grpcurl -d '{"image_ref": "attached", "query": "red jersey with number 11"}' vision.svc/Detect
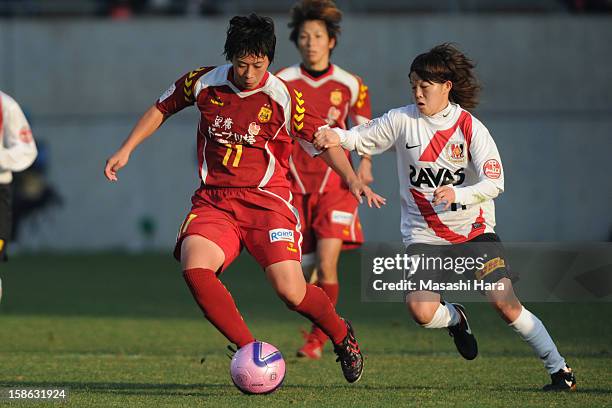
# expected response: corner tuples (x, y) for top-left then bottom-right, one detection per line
(156, 64), (327, 189)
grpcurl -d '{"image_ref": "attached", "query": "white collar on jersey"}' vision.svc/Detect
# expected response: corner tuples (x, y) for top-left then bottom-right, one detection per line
(430, 102), (454, 119)
(419, 102), (458, 127)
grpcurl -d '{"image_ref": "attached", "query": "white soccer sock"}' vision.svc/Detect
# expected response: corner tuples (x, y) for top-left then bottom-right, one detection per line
(509, 307), (566, 374)
(422, 302), (461, 329)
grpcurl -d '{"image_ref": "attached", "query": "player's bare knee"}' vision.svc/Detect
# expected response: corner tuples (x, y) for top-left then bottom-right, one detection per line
(487, 280), (521, 316)
(406, 300), (436, 325)
(316, 260), (338, 283)
(490, 298), (521, 320)
(180, 235), (225, 270)
(276, 286), (304, 308)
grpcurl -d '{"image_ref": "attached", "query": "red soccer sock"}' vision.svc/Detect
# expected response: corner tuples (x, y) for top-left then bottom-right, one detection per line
(309, 282), (340, 343)
(183, 268), (254, 348)
(293, 284), (347, 345)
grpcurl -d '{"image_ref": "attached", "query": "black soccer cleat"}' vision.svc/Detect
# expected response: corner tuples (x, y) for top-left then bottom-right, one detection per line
(226, 345), (238, 360)
(447, 303), (478, 360)
(543, 365), (577, 391)
(333, 320), (364, 383)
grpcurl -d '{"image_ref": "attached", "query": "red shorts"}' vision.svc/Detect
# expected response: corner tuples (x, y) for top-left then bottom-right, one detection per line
(174, 186), (302, 271)
(293, 189), (364, 255)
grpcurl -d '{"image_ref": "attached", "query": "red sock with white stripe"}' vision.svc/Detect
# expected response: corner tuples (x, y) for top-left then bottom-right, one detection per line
(292, 284), (347, 345)
(183, 268), (254, 348)
(309, 282), (340, 343)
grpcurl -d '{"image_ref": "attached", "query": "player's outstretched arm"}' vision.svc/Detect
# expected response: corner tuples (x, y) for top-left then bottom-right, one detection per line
(356, 155), (373, 185)
(315, 111), (399, 155)
(319, 146), (386, 208)
(104, 105), (165, 181)
(313, 127), (343, 150)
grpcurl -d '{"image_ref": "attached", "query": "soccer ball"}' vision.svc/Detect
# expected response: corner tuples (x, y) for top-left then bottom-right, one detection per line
(230, 341), (286, 394)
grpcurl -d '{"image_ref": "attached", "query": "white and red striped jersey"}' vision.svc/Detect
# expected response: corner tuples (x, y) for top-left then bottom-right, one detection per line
(156, 65), (326, 189)
(0, 91), (37, 184)
(276, 64), (371, 194)
(335, 103), (504, 246)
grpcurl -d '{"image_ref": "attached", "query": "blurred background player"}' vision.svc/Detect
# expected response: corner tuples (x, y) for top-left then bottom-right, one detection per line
(104, 14), (385, 383)
(0, 90), (38, 302)
(314, 43), (576, 391)
(276, 0), (373, 360)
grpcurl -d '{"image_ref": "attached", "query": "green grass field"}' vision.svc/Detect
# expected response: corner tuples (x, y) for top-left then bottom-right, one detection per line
(0, 252), (610, 407)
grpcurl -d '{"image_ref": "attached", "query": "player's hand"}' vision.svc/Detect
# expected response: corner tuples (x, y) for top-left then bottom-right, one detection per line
(348, 177), (386, 208)
(313, 128), (341, 150)
(104, 149), (131, 182)
(357, 156), (374, 185)
(432, 185), (456, 210)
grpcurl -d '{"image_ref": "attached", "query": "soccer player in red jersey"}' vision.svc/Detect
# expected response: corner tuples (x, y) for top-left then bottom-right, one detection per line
(276, 0), (373, 360)
(104, 14), (385, 383)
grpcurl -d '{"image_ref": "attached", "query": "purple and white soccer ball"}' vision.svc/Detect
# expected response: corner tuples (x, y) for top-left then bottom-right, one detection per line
(230, 341), (286, 394)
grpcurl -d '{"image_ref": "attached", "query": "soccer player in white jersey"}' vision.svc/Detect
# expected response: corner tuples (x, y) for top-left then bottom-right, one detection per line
(314, 43), (576, 391)
(0, 90), (38, 301)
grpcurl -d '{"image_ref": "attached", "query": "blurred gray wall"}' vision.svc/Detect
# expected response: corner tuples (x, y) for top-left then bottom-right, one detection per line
(1, 15), (611, 251)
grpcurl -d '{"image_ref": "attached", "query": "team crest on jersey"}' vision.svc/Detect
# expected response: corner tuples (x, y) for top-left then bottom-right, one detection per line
(330, 90), (343, 106)
(446, 142), (465, 163)
(258, 104), (272, 123)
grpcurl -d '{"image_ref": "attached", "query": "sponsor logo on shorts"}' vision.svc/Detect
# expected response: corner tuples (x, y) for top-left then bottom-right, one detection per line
(286, 242), (298, 253)
(269, 228), (294, 243)
(331, 210), (354, 226)
(475, 257), (505, 280)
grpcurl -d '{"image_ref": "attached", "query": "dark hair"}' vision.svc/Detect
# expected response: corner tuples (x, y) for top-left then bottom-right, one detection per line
(288, 0), (342, 48)
(410, 43), (481, 110)
(224, 14), (276, 63)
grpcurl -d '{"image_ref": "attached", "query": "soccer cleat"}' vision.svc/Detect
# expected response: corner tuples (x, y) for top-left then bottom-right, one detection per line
(296, 331), (324, 360)
(333, 320), (363, 383)
(543, 365), (577, 391)
(226, 345), (238, 359)
(447, 303), (478, 360)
